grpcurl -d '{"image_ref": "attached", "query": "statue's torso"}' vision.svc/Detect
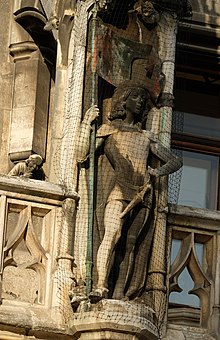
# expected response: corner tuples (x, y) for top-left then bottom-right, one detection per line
(104, 129), (151, 201)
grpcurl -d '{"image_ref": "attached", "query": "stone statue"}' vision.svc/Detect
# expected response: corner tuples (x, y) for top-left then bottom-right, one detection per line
(77, 81), (182, 301)
(133, 0), (160, 26)
(8, 154), (45, 180)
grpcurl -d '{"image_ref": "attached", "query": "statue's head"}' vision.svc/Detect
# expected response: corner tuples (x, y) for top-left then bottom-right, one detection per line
(109, 81), (152, 121)
(134, 1), (160, 25)
(26, 154), (44, 172)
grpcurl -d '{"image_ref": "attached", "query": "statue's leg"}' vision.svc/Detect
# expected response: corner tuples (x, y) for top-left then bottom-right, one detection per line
(125, 225), (155, 298)
(92, 200), (125, 298)
(126, 204), (156, 298)
(113, 206), (149, 300)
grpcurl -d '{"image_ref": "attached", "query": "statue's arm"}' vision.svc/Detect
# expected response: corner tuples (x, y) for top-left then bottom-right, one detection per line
(75, 105), (102, 162)
(149, 141), (182, 178)
(8, 163), (26, 177)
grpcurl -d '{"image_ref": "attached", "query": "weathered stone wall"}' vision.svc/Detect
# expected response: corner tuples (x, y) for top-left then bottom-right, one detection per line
(0, 0), (54, 180)
(0, 0), (219, 339)
(0, 1), (14, 174)
(165, 325), (216, 340)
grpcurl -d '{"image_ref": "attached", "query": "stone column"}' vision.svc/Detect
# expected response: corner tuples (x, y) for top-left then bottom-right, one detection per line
(146, 12), (178, 329)
(48, 0), (95, 325)
(146, 0), (191, 330)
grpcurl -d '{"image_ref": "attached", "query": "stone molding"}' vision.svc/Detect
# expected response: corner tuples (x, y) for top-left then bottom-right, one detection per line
(70, 299), (158, 340)
(0, 175), (79, 202)
(0, 303), (73, 339)
(9, 42), (38, 62)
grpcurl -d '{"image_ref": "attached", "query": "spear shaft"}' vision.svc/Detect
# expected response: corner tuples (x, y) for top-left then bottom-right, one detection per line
(86, 1), (98, 296)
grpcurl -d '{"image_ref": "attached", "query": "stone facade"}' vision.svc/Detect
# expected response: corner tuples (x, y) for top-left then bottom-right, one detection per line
(0, 1), (219, 339)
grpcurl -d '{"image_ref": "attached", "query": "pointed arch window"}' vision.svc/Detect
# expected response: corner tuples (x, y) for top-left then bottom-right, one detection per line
(168, 228), (214, 327)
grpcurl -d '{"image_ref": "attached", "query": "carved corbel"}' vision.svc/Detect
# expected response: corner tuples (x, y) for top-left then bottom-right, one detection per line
(44, 0), (77, 66)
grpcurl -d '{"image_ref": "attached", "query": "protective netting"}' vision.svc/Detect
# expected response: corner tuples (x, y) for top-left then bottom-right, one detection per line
(52, 2), (92, 322)
(168, 110), (183, 204)
(53, 0), (184, 326)
(53, 2), (89, 190)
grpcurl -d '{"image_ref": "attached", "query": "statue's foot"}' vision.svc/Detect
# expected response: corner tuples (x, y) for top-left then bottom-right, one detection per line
(89, 288), (108, 303)
(70, 292), (87, 307)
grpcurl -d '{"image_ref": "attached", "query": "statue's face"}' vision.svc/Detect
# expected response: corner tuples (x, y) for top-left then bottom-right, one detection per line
(141, 1), (160, 24)
(125, 88), (147, 116)
(27, 160), (40, 172)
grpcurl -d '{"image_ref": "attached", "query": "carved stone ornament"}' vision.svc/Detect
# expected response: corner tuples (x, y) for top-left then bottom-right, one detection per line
(133, 0), (192, 19)
(133, 1), (161, 25)
(44, 0), (77, 65)
(169, 232), (212, 326)
(8, 154), (45, 180)
(3, 205), (47, 304)
(44, 0), (76, 31)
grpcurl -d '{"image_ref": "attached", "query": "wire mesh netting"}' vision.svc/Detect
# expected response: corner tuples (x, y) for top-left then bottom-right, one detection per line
(53, 0), (184, 324)
(168, 110), (183, 205)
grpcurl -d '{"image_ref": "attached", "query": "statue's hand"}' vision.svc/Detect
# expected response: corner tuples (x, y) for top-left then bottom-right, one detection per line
(148, 166), (160, 179)
(83, 105), (99, 125)
(22, 172), (32, 178)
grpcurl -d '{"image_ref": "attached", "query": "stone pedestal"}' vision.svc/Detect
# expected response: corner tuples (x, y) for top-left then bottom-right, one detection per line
(69, 299), (158, 340)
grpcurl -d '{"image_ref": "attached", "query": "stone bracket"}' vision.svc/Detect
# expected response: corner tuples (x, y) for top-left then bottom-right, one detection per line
(69, 299), (158, 340)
